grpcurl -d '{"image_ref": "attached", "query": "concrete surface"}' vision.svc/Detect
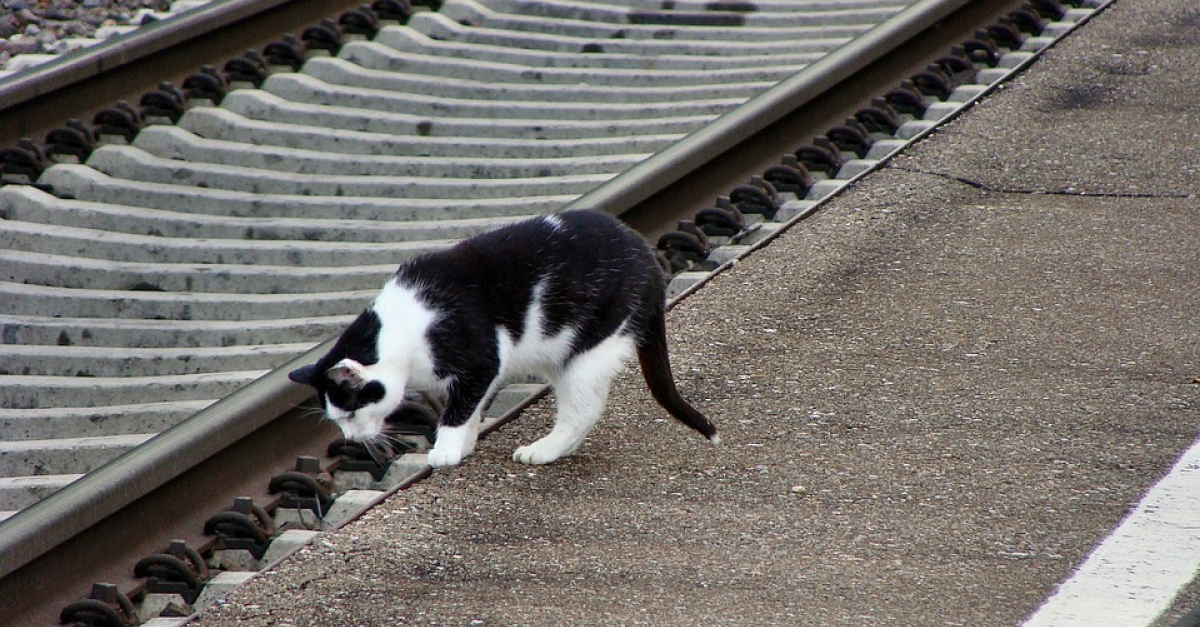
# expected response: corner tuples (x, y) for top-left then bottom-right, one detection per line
(190, 0), (1200, 624)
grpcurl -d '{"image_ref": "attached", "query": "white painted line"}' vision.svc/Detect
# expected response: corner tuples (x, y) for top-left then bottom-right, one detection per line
(1023, 439), (1200, 626)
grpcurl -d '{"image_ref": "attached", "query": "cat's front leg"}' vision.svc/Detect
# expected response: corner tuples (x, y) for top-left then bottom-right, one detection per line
(427, 379), (492, 468)
(428, 417), (480, 468)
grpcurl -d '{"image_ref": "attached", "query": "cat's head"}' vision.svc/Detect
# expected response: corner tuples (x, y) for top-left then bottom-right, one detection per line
(288, 357), (407, 441)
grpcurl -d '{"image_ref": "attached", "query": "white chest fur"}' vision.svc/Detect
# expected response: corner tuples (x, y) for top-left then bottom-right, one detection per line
(372, 280), (445, 392)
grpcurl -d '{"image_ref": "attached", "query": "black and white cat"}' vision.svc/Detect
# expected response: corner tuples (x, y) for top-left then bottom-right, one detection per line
(288, 209), (717, 467)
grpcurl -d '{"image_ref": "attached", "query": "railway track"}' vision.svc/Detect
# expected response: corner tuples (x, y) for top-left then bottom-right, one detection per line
(0, 0), (1110, 624)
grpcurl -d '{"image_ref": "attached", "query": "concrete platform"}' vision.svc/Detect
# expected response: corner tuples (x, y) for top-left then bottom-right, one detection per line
(191, 0), (1200, 625)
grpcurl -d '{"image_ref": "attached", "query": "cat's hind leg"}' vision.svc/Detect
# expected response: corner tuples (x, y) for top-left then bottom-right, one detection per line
(513, 334), (634, 465)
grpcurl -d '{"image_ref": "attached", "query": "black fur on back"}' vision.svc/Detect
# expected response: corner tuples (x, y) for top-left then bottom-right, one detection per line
(399, 211), (663, 382)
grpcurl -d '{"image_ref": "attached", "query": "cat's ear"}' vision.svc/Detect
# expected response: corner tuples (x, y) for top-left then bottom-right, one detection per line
(326, 359), (367, 388)
(288, 364), (319, 387)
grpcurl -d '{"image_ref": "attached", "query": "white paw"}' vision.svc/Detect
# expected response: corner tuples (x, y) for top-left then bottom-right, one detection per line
(513, 441), (566, 465)
(427, 444), (465, 468)
(428, 424), (476, 468)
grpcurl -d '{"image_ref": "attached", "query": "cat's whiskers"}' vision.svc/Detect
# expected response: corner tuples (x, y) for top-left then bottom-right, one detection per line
(299, 406), (327, 422)
(375, 429), (411, 459)
(358, 437), (384, 466)
(359, 432), (405, 466)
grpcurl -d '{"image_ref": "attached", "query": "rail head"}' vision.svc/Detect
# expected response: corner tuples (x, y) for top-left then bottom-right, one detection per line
(0, 341), (328, 581)
(0, 0), (296, 111)
(573, 0), (981, 219)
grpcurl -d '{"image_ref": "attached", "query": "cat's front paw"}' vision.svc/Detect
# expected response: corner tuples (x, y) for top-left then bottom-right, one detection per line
(428, 445), (465, 468)
(427, 424), (477, 468)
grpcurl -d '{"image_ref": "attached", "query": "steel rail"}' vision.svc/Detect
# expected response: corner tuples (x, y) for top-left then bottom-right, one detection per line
(0, 344), (343, 626)
(0, 0), (371, 145)
(611, 0), (1028, 237)
(569, 0), (979, 218)
(0, 343), (326, 580)
(0, 0), (290, 109)
(0, 0), (1045, 622)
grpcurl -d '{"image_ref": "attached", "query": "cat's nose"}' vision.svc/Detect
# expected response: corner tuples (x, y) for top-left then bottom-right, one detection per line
(335, 417), (363, 440)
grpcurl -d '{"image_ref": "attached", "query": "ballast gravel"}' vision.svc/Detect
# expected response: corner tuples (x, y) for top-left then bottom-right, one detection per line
(0, 0), (187, 70)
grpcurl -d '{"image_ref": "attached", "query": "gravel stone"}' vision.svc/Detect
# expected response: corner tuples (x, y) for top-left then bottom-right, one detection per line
(0, 0), (184, 68)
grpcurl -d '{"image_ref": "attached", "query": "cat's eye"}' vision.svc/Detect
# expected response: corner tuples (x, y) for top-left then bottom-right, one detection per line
(329, 381), (385, 411)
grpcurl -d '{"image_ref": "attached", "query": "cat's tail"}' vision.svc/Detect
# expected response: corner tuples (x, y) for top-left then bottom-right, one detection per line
(636, 307), (720, 444)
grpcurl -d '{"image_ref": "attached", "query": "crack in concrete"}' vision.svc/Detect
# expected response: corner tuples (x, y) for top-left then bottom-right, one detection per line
(885, 165), (1197, 200)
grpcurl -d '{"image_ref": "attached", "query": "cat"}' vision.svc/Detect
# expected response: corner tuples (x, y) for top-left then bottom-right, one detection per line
(288, 209), (718, 468)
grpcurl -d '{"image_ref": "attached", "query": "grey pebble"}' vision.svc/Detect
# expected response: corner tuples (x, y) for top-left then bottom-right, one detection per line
(0, 0), (179, 68)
